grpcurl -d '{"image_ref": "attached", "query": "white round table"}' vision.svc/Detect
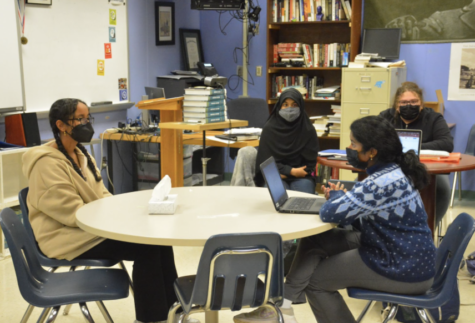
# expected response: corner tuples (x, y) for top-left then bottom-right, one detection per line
(76, 186), (333, 246)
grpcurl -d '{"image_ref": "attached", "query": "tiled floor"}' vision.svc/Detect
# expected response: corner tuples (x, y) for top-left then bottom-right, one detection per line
(1, 199), (475, 322)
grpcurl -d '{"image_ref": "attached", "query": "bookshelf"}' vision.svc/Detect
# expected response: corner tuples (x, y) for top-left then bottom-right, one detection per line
(266, 0), (362, 149)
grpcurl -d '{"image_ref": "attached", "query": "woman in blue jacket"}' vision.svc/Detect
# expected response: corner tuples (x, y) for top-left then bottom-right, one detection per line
(235, 116), (436, 323)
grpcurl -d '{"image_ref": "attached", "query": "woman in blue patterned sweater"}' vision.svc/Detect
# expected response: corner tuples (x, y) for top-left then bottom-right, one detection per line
(234, 116), (436, 323)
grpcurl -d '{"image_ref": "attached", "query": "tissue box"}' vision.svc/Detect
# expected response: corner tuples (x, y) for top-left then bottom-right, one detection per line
(148, 194), (178, 215)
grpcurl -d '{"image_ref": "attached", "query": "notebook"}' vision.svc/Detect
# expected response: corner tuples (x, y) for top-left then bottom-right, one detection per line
(396, 129), (422, 156)
(260, 156), (325, 214)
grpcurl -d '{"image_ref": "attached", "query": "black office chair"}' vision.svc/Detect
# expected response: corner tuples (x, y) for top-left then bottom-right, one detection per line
(450, 123), (475, 207)
(18, 187), (134, 321)
(167, 232), (284, 323)
(227, 97), (269, 128)
(0, 207), (130, 323)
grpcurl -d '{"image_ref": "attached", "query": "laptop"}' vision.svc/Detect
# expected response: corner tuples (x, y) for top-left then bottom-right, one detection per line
(396, 129), (423, 155)
(260, 156), (325, 214)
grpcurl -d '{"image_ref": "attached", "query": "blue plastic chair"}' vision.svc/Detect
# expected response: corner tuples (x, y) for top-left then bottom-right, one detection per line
(347, 212), (475, 323)
(167, 232), (284, 323)
(0, 207), (130, 323)
(18, 187), (134, 322)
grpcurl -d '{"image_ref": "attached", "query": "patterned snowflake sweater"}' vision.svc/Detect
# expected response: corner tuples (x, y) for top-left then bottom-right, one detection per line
(320, 162), (436, 282)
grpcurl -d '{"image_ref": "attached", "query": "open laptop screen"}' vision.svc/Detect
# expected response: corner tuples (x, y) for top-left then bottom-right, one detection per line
(260, 156), (288, 209)
(396, 129), (422, 155)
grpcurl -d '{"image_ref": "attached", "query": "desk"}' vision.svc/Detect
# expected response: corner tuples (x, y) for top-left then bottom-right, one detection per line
(100, 132), (259, 191)
(317, 154), (475, 235)
(76, 186), (331, 323)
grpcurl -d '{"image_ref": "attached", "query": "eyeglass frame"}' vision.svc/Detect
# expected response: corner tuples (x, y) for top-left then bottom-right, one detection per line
(68, 116), (94, 125)
(398, 99), (421, 106)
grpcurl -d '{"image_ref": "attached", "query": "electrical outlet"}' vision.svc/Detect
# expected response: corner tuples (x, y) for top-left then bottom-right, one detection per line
(256, 66), (262, 77)
(237, 65), (243, 77)
(249, 23), (259, 35)
(101, 157), (107, 169)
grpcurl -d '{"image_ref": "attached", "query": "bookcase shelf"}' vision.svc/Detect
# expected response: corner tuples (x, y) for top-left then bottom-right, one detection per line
(266, 0), (362, 149)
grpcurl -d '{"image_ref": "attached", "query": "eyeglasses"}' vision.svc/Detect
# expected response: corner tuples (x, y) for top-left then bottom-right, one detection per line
(69, 116), (94, 125)
(398, 100), (420, 105)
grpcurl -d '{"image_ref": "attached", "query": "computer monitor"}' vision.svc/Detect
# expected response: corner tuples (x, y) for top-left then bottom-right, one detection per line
(361, 28), (402, 60)
(145, 87), (166, 99)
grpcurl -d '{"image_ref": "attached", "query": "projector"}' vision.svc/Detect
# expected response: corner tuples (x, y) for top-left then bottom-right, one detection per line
(204, 76), (227, 87)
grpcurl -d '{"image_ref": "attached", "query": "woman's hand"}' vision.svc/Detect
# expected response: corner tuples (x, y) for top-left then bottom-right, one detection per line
(290, 166), (308, 178)
(321, 182), (347, 200)
(280, 174), (287, 179)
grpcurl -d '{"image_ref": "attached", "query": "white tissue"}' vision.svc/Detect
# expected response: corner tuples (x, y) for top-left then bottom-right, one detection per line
(148, 175), (177, 214)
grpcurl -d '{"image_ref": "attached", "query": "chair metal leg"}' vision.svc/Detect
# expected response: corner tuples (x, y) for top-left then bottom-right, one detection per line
(96, 300), (114, 323)
(355, 300), (375, 323)
(21, 304), (35, 323)
(167, 301), (182, 323)
(415, 308), (436, 323)
(36, 307), (52, 323)
(266, 302), (284, 323)
(450, 172), (458, 208)
(43, 306), (60, 323)
(382, 304), (398, 323)
(118, 260), (134, 296)
(458, 172), (462, 201)
(79, 302), (95, 323)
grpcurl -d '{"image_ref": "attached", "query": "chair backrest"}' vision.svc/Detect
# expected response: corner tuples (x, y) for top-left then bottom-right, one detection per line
(187, 232), (283, 313)
(18, 188), (35, 243)
(430, 213), (475, 300)
(227, 98), (269, 129)
(0, 208), (50, 306)
(464, 124), (475, 156)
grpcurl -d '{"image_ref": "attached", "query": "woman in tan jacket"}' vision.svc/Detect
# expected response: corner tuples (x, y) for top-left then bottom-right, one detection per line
(22, 98), (198, 323)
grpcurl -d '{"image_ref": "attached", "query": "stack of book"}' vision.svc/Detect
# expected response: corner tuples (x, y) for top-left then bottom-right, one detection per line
(183, 87), (226, 124)
(327, 105), (341, 137)
(315, 85), (341, 100)
(275, 43), (303, 62)
(310, 115), (329, 137)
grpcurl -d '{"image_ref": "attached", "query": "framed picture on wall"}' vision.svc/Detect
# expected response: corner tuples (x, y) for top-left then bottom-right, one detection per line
(179, 29), (204, 71)
(155, 2), (175, 46)
(26, 0), (52, 4)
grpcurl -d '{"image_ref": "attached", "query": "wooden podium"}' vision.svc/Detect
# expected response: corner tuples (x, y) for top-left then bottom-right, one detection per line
(137, 97), (185, 187)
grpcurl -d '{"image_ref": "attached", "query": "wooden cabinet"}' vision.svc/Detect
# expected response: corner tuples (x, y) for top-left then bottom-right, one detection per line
(339, 66), (407, 180)
(265, 0), (362, 150)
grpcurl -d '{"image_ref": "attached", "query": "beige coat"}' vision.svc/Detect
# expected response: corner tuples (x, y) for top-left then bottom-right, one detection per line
(22, 141), (112, 260)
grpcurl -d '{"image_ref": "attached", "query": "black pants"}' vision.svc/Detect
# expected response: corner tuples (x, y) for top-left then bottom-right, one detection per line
(76, 239), (178, 322)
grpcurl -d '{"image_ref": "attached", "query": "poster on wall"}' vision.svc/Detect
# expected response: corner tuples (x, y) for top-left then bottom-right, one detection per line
(363, 0), (475, 43)
(448, 42), (475, 101)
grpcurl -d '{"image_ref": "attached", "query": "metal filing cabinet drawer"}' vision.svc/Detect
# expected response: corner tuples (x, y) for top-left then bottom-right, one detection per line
(342, 70), (391, 103)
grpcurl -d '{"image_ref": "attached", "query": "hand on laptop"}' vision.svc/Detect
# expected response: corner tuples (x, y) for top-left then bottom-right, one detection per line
(321, 182), (347, 200)
(290, 166), (308, 178)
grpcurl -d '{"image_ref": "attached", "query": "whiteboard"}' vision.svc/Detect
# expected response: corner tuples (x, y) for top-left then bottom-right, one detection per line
(21, 0), (129, 112)
(0, 0), (25, 113)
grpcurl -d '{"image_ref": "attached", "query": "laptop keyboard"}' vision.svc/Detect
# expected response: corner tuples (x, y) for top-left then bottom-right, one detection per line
(286, 198), (315, 210)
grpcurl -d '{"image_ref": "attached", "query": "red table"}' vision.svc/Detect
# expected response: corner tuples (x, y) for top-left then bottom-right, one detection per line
(317, 154), (475, 236)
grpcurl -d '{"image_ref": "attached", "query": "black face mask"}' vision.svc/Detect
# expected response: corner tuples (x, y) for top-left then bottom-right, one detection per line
(346, 148), (368, 169)
(399, 104), (421, 121)
(70, 123), (95, 143)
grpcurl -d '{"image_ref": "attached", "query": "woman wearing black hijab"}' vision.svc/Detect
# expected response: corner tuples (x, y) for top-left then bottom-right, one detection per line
(254, 88), (319, 194)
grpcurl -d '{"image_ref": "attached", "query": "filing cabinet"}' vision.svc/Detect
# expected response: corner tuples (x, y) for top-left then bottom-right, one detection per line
(339, 67), (406, 180)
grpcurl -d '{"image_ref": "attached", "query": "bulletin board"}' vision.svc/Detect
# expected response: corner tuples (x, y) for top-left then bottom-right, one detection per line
(20, 0), (130, 112)
(0, 0), (25, 113)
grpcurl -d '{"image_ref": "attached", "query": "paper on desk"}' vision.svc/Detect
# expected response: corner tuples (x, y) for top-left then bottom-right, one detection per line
(157, 75), (204, 81)
(207, 136), (236, 144)
(224, 127), (262, 135)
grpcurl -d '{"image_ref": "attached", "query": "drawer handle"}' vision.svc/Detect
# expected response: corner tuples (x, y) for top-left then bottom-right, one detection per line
(356, 87), (372, 91)
(360, 108), (370, 115)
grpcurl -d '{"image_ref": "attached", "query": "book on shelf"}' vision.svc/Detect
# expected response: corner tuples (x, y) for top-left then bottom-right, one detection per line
(183, 100), (224, 107)
(302, 44), (313, 67)
(344, 0), (352, 19)
(184, 86), (225, 95)
(316, 85), (340, 93)
(341, 0), (350, 20)
(184, 116), (226, 124)
(183, 111), (226, 119)
(184, 94), (225, 101)
(183, 106), (226, 113)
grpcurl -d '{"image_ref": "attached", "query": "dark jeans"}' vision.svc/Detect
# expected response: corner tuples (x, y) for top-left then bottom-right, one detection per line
(282, 177), (315, 194)
(76, 239), (178, 322)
